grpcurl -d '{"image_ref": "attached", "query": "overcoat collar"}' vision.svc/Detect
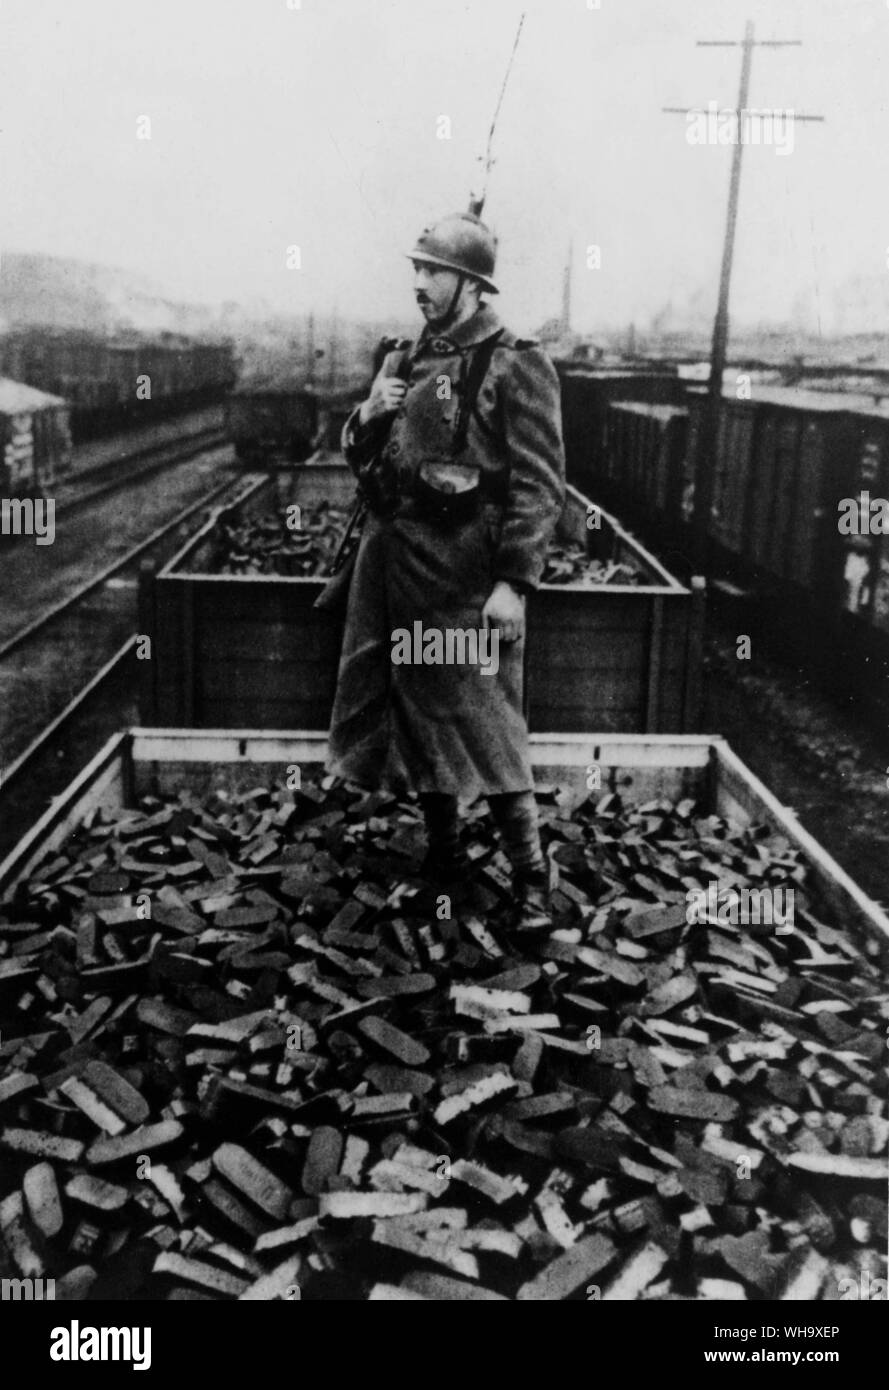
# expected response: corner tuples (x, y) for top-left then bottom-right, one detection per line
(414, 303), (502, 357)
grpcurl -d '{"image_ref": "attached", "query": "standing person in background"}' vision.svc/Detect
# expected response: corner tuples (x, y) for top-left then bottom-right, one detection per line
(328, 211), (566, 935)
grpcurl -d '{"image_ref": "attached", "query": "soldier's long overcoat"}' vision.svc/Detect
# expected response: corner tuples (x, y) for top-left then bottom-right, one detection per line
(327, 303), (566, 806)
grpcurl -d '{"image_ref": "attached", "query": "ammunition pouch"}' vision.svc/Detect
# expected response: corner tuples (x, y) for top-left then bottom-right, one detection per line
(412, 461), (482, 527)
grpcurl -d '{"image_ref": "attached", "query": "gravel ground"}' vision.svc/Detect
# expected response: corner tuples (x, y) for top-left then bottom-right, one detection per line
(703, 633), (889, 912)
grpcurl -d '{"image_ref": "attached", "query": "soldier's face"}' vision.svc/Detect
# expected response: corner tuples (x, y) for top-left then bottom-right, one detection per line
(412, 262), (462, 324)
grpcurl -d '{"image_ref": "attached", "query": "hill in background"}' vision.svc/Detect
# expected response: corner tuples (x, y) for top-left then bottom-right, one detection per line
(0, 251), (228, 340)
(0, 251), (408, 393)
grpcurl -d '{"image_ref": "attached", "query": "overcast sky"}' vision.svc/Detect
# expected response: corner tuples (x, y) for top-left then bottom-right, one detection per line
(2, 0), (889, 335)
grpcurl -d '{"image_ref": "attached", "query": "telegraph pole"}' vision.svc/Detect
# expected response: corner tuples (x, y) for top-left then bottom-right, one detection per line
(664, 22), (824, 566)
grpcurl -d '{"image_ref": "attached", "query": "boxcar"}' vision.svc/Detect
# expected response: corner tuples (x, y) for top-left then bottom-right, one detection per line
(605, 402), (690, 533)
(225, 386), (320, 467)
(0, 377), (72, 494)
(0, 329), (236, 440)
(554, 364), (686, 502)
(591, 381), (889, 719)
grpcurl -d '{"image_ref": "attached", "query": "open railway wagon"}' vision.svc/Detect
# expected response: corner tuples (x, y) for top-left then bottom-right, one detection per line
(0, 727), (886, 1301)
(138, 463), (705, 736)
(601, 388), (889, 716)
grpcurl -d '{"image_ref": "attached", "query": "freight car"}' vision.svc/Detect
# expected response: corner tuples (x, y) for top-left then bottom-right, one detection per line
(553, 362), (687, 495)
(598, 401), (690, 533)
(139, 465), (704, 735)
(571, 380), (889, 715)
(0, 726), (885, 1304)
(0, 377), (72, 497)
(224, 379), (368, 467)
(0, 328), (236, 442)
(225, 383), (320, 467)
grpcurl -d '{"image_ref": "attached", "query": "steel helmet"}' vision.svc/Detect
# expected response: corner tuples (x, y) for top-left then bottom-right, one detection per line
(407, 213), (499, 294)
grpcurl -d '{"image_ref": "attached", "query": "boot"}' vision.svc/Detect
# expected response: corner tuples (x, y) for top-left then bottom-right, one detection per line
(420, 842), (470, 890)
(418, 793), (466, 892)
(513, 871), (553, 936)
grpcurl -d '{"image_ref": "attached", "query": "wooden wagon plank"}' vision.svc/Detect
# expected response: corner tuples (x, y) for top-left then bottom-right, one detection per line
(0, 732), (131, 900)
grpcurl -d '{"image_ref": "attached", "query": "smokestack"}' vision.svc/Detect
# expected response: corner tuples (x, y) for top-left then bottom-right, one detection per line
(561, 240), (572, 335)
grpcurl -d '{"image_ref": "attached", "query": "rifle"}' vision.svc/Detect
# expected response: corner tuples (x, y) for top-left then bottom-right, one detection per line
(326, 492), (368, 577)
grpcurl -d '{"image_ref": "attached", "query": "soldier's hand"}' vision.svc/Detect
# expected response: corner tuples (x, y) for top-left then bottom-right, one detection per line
(482, 581), (525, 644)
(359, 376), (408, 424)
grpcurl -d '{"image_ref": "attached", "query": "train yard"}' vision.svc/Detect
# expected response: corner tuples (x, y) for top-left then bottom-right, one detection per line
(7, 0), (889, 1336)
(557, 365), (889, 731)
(0, 417), (252, 862)
(51, 416), (228, 516)
(0, 381), (886, 1306)
(0, 415), (233, 656)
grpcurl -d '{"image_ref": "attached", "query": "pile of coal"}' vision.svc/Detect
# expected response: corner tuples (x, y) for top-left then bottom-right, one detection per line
(0, 777), (885, 1300)
(213, 502), (352, 577)
(540, 543), (645, 587)
(208, 504), (645, 587)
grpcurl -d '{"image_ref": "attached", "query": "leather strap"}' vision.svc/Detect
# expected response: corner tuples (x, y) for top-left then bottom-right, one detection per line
(452, 329), (505, 455)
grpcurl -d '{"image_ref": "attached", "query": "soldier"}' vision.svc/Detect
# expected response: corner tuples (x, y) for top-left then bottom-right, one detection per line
(328, 211), (566, 933)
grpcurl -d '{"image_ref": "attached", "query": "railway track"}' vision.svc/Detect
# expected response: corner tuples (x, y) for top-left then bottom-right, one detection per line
(56, 423), (229, 512)
(0, 467), (259, 857)
(0, 463), (240, 667)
